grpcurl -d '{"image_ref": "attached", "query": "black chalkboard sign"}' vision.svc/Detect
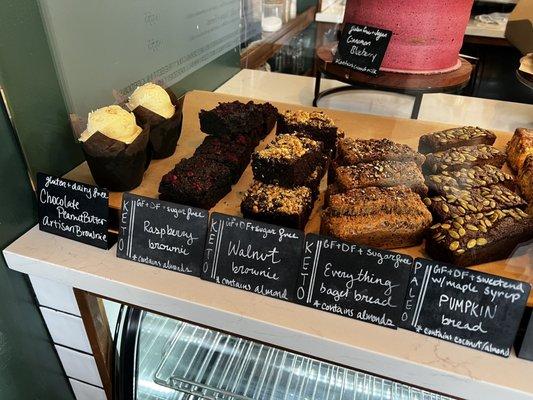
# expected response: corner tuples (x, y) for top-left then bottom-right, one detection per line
(296, 234), (412, 328)
(401, 258), (530, 357)
(37, 173), (109, 249)
(202, 213), (304, 301)
(334, 23), (392, 76)
(117, 193), (208, 276)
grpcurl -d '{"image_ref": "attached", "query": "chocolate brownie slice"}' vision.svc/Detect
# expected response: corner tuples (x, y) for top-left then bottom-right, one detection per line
(426, 208), (533, 267)
(199, 101), (263, 143)
(426, 165), (517, 195)
(304, 157), (328, 198)
(193, 135), (252, 182)
(424, 185), (527, 221)
(255, 102), (278, 138)
(159, 157), (233, 209)
(333, 161), (428, 196)
(423, 145), (506, 174)
(418, 126), (496, 154)
(321, 186), (432, 249)
(252, 134), (323, 187)
(241, 182), (313, 230)
(337, 138), (425, 166)
(276, 110), (343, 154)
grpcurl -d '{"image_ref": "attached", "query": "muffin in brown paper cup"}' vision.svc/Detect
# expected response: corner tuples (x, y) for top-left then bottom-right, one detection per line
(81, 125), (150, 191)
(130, 89), (182, 159)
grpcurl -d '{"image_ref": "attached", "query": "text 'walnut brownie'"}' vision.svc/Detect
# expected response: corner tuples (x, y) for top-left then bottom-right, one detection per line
(426, 208), (533, 267)
(276, 110), (343, 154)
(332, 160), (428, 196)
(423, 144), (506, 174)
(241, 182), (314, 230)
(506, 127), (533, 172)
(336, 138), (425, 166)
(418, 126), (496, 154)
(423, 185), (527, 221)
(252, 134), (323, 187)
(426, 164), (517, 195)
(321, 186), (432, 249)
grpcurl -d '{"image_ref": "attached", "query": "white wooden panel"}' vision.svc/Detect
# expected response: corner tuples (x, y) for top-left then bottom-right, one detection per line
(55, 345), (102, 387)
(69, 379), (106, 400)
(40, 307), (91, 353)
(29, 275), (80, 315)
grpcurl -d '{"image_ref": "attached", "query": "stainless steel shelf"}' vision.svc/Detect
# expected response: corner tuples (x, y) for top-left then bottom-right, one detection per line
(146, 314), (452, 400)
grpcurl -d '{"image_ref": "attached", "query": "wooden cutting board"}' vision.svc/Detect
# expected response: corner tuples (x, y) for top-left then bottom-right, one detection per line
(65, 90), (533, 306)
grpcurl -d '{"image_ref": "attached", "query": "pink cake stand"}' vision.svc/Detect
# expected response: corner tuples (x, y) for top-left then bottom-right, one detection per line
(313, 43), (473, 119)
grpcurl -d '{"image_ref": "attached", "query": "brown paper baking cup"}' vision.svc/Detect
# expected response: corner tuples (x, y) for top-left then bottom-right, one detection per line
(81, 125), (150, 191)
(131, 88), (182, 159)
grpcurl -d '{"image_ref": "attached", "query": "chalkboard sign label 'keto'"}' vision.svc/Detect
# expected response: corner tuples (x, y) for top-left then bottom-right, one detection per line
(202, 213), (304, 301)
(37, 173), (109, 249)
(296, 234), (412, 328)
(117, 193), (208, 276)
(401, 258), (530, 357)
(334, 23), (392, 76)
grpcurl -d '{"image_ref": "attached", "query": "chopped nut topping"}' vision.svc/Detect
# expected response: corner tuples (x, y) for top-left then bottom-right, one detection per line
(243, 182), (312, 214)
(281, 110), (335, 128)
(257, 134), (320, 160)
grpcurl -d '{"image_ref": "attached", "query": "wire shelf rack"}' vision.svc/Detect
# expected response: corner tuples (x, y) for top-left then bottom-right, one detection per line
(151, 319), (452, 400)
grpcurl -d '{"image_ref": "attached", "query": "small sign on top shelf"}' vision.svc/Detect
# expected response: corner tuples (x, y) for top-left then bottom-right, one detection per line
(334, 23), (392, 76)
(202, 213), (304, 301)
(401, 258), (530, 357)
(296, 234), (412, 329)
(117, 193), (208, 276)
(37, 173), (109, 249)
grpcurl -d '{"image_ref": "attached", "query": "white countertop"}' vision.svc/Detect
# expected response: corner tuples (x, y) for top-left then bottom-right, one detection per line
(5, 226), (533, 400)
(5, 70), (533, 400)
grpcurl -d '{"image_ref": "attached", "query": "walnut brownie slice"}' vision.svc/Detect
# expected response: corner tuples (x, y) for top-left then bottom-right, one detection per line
(241, 181), (313, 230)
(252, 134), (323, 187)
(276, 110), (342, 154)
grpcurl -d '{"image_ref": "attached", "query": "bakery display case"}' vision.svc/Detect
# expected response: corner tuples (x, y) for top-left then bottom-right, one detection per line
(1, 1), (533, 400)
(115, 307), (454, 400)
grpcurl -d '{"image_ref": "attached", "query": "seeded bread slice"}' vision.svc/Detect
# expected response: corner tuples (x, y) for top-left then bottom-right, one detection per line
(333, 161), (428, 196)
(418, 126), (496, 154)
(426, 208), (533, 267)
(321, 186), (432, 249)
(426, 165), (517, 195)
(423, 145), (506, 175)
(337, 138), (425, 166)
(424, 185), (527, 221)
